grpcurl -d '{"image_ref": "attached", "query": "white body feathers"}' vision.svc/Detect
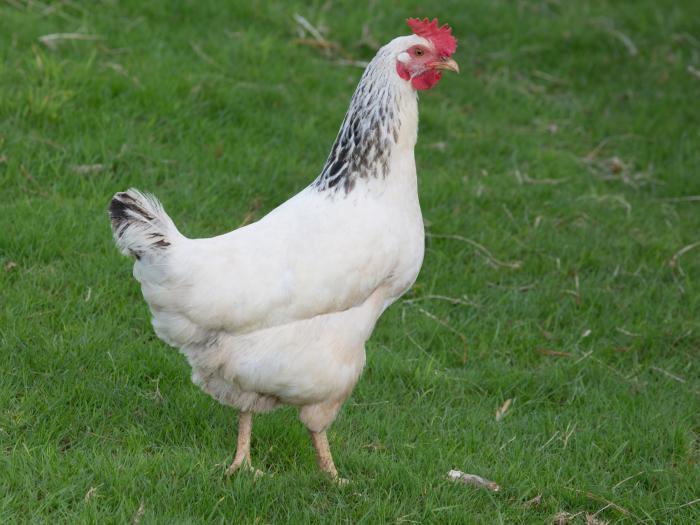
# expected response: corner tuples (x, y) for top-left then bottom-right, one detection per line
(110, 35), (429, 432)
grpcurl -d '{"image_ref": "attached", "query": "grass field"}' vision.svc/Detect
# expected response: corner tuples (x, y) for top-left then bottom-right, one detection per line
(1, 0), (699, 523)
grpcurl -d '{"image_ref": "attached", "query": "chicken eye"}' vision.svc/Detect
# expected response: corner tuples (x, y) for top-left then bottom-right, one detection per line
(415, 48), (424, 56)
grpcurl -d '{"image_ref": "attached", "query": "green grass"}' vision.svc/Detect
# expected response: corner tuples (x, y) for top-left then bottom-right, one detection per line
(1, 0), (699, 523)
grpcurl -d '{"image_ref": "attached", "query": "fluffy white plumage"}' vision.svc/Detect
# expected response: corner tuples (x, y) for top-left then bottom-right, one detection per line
(109, 29), (458, 477)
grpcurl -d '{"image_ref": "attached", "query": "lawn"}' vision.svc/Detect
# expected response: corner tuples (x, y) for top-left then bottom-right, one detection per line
(1, 0), (699, 523)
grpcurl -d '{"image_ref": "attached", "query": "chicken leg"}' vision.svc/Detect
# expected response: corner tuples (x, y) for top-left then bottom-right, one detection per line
(225, 411), (253, 476)
(310, 430), (347, 483)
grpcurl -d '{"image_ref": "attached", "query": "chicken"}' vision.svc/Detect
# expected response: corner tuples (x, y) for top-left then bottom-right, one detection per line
(108, 18), (458, 480)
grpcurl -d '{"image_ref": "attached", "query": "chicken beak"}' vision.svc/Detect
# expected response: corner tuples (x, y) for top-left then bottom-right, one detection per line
(431, 58), (460, 74)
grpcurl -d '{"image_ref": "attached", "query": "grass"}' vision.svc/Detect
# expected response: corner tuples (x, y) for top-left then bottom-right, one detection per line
(1, 0), (699, 523)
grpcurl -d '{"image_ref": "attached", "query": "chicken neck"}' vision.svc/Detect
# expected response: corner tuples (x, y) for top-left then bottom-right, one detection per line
(313, 44), (418, 195)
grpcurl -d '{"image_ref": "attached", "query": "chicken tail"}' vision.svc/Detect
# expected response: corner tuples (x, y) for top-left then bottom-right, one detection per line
(108, 188), (182, 260)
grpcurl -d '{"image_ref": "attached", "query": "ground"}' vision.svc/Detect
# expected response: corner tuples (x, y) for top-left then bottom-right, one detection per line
(1, 1), (699, 523)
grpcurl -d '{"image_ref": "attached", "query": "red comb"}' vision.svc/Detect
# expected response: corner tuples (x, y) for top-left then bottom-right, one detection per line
(407, 18), (457, 57)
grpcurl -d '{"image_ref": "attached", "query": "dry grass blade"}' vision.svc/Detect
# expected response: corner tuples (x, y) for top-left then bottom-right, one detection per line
(615, 327), (641, 337)
(19, 165), (49, 197)
(292, 13), (367, 65)
(495, 398), (512, 421)
(427, 233), (522, 269)
(190, 42), (220, 68)
(676, 497), (700, 509)
(72, 164), (104, 175)
(39, 32), (102, 49)
(358, 22), (379, 49)
(413, 306), (468, 346)
(5, 0), (26, 11)
(84, 486), (98, 502)
(656, 195), (700, 203)
(131, 501), (145, 524)
(585, 513), (609, 525)
(540, 430), (560, 450)
(104, 62), (143, 88)
(687, 65), (700, 80)
(583, 154), (654, 189)
(238, 197), (263, 227)
(582, 194), (632, 217)
(532, 69), (568, 84)
(403, 294), (480, 308)
(523, 494), (542, 508)
(447, 470), (500, 492)
(612, 471), (643, 490)
(294, 38), (339, 51)
(595, 18), (638, 56)
(334, 58), (369, 68)
(668, 241), (700, 277)
(585, 137), (619, 161)
(606, 28), (638, 56)
(650, 366), (686, 383)
(537, 348), (572, 357)
(293, 13), (326, 44)
(553, 511), (580, 524)
(514, 169), (568, 185)
(566, 488), (642, 522)
(562, 422), (576, 449)
(292, 13), (342, 57)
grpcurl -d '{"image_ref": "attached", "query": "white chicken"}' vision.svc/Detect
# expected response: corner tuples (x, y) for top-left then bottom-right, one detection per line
(109, 18), (458, 480)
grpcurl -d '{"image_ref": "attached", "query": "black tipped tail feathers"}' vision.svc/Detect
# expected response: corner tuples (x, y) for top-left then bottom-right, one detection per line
(108, 189), (181, 260)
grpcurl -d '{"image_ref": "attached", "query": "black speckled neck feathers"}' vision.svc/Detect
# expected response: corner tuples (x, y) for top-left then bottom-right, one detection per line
(313, 50), (403, 194)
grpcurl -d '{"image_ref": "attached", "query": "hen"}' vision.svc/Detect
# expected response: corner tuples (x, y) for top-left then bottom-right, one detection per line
(109, 18), (458, 480)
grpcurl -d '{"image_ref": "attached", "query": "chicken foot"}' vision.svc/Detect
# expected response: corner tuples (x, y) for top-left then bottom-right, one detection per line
(225, 413), (343, 481)
(225, 411), (259, 476)
(310, 430), (347, 484)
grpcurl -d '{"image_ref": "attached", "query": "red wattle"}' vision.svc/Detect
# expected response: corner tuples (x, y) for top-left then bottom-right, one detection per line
(411, 70), (442, 91)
